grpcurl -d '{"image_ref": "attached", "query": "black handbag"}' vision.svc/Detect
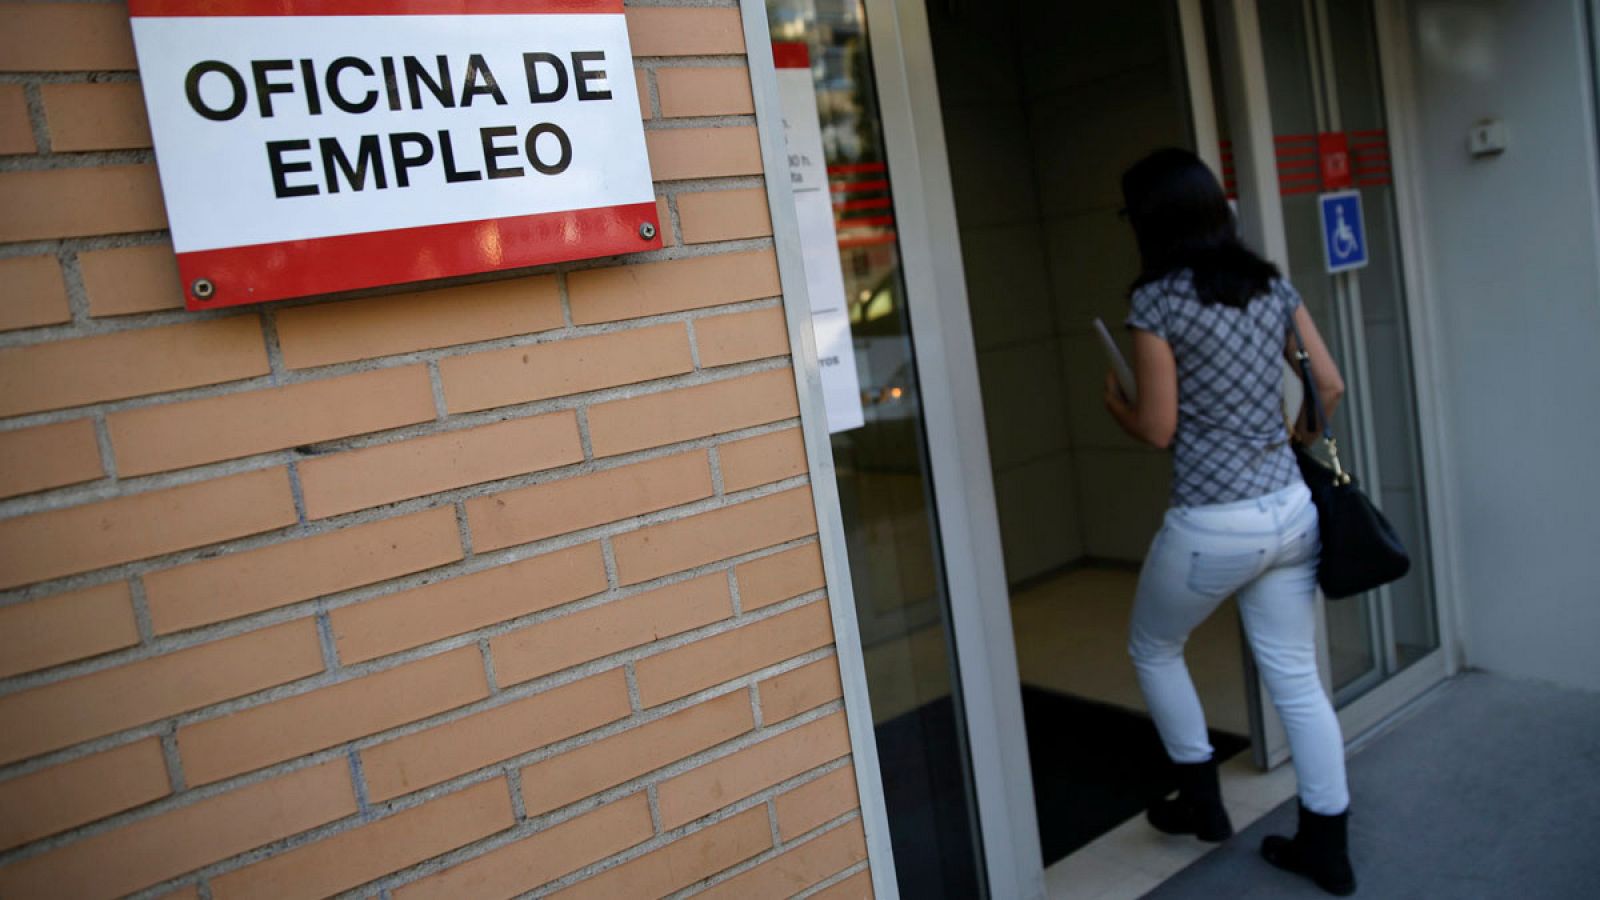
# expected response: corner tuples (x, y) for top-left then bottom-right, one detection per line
(1289, 317), (1410, 599)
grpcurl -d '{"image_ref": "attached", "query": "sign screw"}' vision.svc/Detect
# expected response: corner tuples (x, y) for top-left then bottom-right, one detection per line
(191, 278), (215, 301)
(639, 222), (657, 241)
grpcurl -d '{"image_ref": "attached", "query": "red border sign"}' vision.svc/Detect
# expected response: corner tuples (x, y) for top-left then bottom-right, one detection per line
(129, 0), (658, 309)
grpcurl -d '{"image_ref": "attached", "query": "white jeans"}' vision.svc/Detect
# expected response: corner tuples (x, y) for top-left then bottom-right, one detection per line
(1127, 482), (1350, 815)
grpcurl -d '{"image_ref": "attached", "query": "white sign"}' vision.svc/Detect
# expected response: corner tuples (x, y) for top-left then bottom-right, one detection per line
(774, 45), (865, 434)
(129, 1), (658, 309)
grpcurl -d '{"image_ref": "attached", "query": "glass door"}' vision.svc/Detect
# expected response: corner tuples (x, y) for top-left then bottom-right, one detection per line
(764, 2), (987, 897)
(1254, 0), (1440, 707)
(1205, 0), (1447, 757)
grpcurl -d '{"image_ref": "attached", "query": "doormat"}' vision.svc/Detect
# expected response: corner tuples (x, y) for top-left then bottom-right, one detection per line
(872, 695), (984, 900)
(1020, 685), (1250, 866)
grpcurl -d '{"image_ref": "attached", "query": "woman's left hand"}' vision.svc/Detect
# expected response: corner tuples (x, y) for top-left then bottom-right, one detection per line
(1103, 370), (1134, 424)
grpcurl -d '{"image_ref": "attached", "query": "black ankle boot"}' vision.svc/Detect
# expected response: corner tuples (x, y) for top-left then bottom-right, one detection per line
(1147, 759), (1233, 842)
(1261, 802), (1357, 896)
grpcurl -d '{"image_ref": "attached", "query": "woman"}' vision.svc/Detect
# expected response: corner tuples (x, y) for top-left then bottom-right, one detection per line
(1103, 147), (1357, 896)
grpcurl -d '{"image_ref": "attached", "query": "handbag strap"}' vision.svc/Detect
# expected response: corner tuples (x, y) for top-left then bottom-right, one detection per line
(1287, 308), (1352, 484)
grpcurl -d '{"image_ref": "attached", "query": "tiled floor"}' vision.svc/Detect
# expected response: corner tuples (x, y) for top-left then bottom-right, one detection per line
(1010, 567), (1251, 737)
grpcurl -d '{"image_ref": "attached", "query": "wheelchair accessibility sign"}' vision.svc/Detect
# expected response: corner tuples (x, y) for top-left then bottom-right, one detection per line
(1320, 190), (1368, 274)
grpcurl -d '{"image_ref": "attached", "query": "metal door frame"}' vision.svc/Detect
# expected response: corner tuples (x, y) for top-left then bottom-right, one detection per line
(857, 1), (1043, 896)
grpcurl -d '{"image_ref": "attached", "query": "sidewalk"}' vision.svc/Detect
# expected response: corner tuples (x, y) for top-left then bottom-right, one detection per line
(1144, 671), (1600, 899)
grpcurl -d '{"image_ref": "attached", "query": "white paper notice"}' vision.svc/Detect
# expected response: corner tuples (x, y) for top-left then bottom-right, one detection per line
(775, 53), (865, 434)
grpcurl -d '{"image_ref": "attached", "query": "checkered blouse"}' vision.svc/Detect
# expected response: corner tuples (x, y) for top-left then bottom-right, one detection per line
(1126, 272), (1301, 508)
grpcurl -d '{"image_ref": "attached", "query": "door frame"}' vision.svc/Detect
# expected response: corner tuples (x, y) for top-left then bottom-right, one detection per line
(858, 1), (1044, 896)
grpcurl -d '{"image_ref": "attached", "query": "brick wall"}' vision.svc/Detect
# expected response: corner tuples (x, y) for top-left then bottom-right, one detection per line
(0, 2), (873, 897)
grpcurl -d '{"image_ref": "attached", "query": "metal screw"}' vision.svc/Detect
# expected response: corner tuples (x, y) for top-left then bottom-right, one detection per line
(639, 222), (657, 241)
(191, 278), (215, 301)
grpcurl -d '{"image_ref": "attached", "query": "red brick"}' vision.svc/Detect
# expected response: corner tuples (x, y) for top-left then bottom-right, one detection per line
(361, 670), (631, 802)
(656, 67), (755, 118)
(521, 691), (754, 816)
(0, 619), (324, 766)
(331, 542), (607, 665)
(0, 761), (355, 899)
(613, 487), (818, 587)
(0, 3), (138, 72)
(0, 85), (33, 155)
(0, 315), (269, 417)
(0, 163), (166, 242)
(588, 368), (800, 457)
(645, 126), (762, 181)
(569, 249), (779, 325)
(466, 451), (713, 553)
(109, 365), (437, 476)
(209, 779), (514, 900)
(0, 467), (298, 591)
(144, 507), (463, 634)
(275, 276), (561, 369)
(490, 572), (734, 687)
(0, 581), (137, 679)
(634, 601), (834, 708)
(439, 323), (694, 414)
(0, 737), (170, 850)
(395, 794), (653, 900)
(177, 646), (489, 786)
(551, 806), (769, 899)
(656, 711), (852, 828)
(41, 82), (151, 151)
(0, 419), (104, 500)
(626, 7), (746, 57)
(719, 426), (807, 491)
(759, 657), (844, 723)
(736, 543), (827, 610)
(813, 868), (874, 899)
(677, 187), (773, 245)
(695, 306), (790, 367)
(0, 254), (70, 332)
(78, 243), (184, 316)
(698, 820), (867, 900)
(775, 764), (859, 841)
(299, 411), (584, 519)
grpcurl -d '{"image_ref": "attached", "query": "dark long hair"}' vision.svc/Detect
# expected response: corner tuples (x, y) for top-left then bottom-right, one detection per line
(1121, 147), (1279, 308)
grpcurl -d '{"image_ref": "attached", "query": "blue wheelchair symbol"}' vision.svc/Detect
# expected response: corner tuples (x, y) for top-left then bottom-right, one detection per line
(1320, 191), (1368, 274)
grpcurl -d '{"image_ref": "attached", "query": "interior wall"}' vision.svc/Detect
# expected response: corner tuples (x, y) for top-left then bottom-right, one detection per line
(1403, 0), (1600, 691)
(929, 0), (1086, 586)
(1019, 4), (1188, 565)
(930, 2), (1192, 584)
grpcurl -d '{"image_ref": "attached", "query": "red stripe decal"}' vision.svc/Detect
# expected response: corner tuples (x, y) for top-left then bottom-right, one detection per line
(830, 179), (889, 193)
(177, 202), (658, 309)
(827, 162), (888, 175)
(129, 0), (622, 16)
(838, 215), (895, 228)
(772, 41), (811, 70)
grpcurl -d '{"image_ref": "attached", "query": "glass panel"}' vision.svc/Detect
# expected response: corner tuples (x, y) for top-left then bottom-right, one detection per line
(1253, 0), (1438, 701)
(765, 2), (986, 896)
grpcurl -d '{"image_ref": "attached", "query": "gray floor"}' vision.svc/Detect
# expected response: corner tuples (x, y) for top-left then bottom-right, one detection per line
(1145, 671), (1600, 899)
